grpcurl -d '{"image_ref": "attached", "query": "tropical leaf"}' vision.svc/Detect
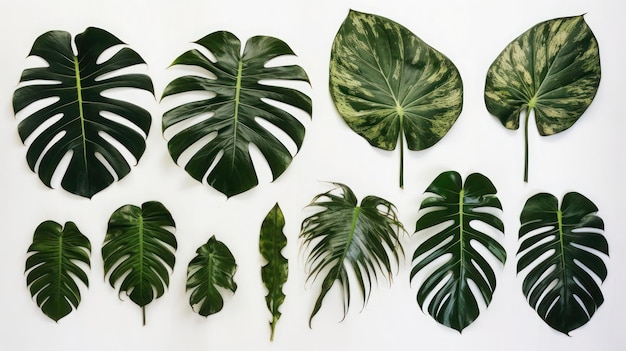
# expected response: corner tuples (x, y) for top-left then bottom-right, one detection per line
(300, 183), (405, 327)
(411, 171), (506, 332)
(25, 221), (91, 322)
(517, 192), (608, 335)
(260, 203), (288, 341)
(484, 15), (601, 182)
(12, 27), (154, 198)
(186, 235), (237, 317)
(102, 201), (177, 325)
(329, 10), (463, 188)
(162, 31), (312, 197)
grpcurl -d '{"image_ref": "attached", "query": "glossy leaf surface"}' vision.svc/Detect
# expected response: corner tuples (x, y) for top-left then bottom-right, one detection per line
(25, 221), (91, 322)
(484, 16), (601, 181)
(411, 171), (505, 332)
(300, 183), (405, 327)
(518, 192), (608, 335)
(102, 201), (177, 325)
(330, 10), (463, 187)
(12, 27), (154, 198)
(260, 203), (288, 341)
(162, 31), (312, 197)
(187, 235), (237, 317)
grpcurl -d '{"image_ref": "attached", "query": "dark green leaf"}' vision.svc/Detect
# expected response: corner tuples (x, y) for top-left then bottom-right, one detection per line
(12, 27), (154, 198)
(518, 192), (608, 335)
(411, 171), (505, 332)
(330, 10), (463, 188)
(102, 201), (177, 325)
(25, 221), (91, 322)
(484, 16), (601, 182)
(186, 235), (237, 317)
(260, 203), (288, 341)
(162, 31), (312, 197)
(300, 183), (405, 327)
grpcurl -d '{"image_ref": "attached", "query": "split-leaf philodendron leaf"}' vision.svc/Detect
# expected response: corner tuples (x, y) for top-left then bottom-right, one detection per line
(518, 192), (608, 335)
(411, 171), (505, 332)
(300, 183), (405, 327)
(330, 10), (463, 188)
(484, 15), (601, 182)
(25, 221), (91, 322)
(162, 31), (312, 198)
(260, 203), (288, 341)
(12, 27), (154, 198)
(102, 201), (177, 325)
(186, 235), (237, 317)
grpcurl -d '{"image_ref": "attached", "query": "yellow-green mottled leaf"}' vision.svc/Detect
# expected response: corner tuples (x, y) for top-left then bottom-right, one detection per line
(329, 10), (463, 188)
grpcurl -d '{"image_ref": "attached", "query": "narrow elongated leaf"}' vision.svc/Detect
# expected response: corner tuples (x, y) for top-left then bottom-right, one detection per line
(300, 183), (405, 327)
(330, 10), (463, 188)
(25, 221), (91, 322)
(13, 27), (154, 198)
(162, 31), (312, 197)
(411, 171), (505, 332)
(518, 192), (608, 335)
(102, 201), (177, 325)
(260, 203), (288, 341)
(187, 235), (237, 317)
(484, 16), (601, 182)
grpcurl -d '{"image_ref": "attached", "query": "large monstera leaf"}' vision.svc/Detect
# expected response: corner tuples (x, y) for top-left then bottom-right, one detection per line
(518, 192), (608, 335)
(162, 31), (312, 197)
(12, 27), (154, 198)
(300, 183), (405, 327)
(186, 235), (237, 317)
(484, 16), (601, 182)
(102, 201), (177, 325)
(330, 10), (463, 188)
(25, 221), (91, 322)
(411, 171), (506, 332)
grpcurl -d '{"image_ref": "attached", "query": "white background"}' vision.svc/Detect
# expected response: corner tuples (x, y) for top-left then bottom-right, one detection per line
(1, 0), (624, 350)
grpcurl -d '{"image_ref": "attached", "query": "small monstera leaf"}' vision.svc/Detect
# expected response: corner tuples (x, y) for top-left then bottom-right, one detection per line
(411, 171), (506, 332)
(260, 203), (288, 341)
(162, 31), (312, 197)
(102, 201), (177, 325)
(12, 27), (154, 198)
(518, 192), (608, 335)
(186, 235), (237, 317)
(330, 10), (463, 188)
(484, 16), (601, 182)
(25, 221), (91, 322)
(300, 183), (405, 327)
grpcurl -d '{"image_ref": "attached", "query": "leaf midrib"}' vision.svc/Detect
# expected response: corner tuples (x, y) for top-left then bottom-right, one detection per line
(231, 59), (243, 167)
(73, 56), (88, 175)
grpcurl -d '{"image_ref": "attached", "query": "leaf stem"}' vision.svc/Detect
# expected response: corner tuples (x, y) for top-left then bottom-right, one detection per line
(142, 306), (146, 326)
(524, 105), (531, 182)
(399, 131), (404, 189)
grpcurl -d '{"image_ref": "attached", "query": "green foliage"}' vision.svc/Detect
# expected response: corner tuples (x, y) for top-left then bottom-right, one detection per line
(186, 235), (237, 317)
(260, 203), (288, 341)
(330, 10), (463, 187)
(102, 201), (177, 325)
(485, 16), (601, 182)
(411, 171), (506, 332)
(12, 27), (154, 198)
(162, 31), (312, 197)
(300, 183), (405, 327)
(518, 192), (608, 335)
(25, 221), (91, 322)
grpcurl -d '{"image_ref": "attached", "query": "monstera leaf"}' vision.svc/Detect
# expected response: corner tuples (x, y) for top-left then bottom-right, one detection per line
(411, 171), (506, 332)
(25, 221), (91, 322)
(186, 235), (237, 317)
(260, 203), (288, 341)
(484, 16), (601, 182)
(518, 192), (608, 335)
(300, 183), (405, 327)
(162, 31), (312, 197)
(330, 10), (463, 188)
(12, 27), (154, 198)
(102, 201), (177, 325)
